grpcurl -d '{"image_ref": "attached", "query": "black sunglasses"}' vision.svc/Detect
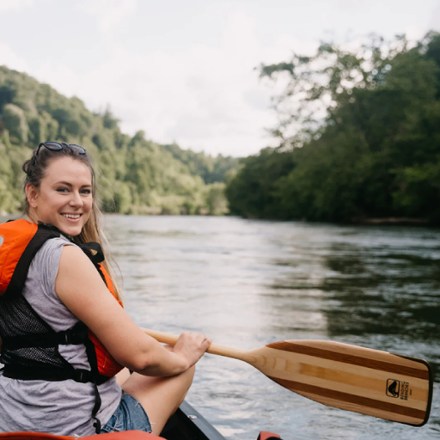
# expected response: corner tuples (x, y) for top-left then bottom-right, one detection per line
(36, 142), (87, 156)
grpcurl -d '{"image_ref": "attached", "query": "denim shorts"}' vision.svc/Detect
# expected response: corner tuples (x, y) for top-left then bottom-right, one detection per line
(100, 393), (152, 433)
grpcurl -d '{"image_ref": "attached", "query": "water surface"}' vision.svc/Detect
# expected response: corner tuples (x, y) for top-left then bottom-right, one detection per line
(104, 215), (439, 440)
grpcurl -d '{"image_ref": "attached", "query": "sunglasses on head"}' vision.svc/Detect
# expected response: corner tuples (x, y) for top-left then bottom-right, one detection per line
(36, 142), (87, 156)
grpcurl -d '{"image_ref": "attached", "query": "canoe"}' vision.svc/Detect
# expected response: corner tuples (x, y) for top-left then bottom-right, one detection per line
(0, 401), (282, 440)
(162, 401), (281, 440)
(161, 401), (226, 439)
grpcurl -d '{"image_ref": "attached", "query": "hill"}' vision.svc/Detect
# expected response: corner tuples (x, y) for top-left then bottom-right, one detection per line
(0, 65), (239, 215)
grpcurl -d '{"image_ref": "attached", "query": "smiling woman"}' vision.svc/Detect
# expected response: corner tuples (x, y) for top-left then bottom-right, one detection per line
(22, 142), (97, 240)
(0, 141), (211, 437)
(25, 147), (94, 238)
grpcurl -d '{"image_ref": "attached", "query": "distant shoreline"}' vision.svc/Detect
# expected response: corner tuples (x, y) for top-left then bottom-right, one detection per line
(354, 217), (430, 226)
(1, 213), (434, 227)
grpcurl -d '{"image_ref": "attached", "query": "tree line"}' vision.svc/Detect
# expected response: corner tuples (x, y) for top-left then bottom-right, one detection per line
(0, 65), (238, 216)
(226, 32), (440, 225)
(2, 31), (439, 224)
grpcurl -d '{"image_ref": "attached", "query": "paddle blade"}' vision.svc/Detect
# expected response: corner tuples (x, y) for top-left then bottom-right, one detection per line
(260, 340), (432, 426)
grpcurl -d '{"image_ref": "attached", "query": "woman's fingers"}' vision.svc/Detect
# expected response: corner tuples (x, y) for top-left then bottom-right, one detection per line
(173, 331), (212, 367)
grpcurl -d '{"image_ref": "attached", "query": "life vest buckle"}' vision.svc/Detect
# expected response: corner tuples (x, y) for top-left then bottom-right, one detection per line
(73, 369), (92, 383)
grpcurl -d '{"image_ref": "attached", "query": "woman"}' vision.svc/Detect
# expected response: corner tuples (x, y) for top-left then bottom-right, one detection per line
(0, 142), (211, 436)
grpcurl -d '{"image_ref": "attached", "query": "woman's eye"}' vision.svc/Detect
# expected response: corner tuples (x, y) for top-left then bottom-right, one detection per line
(81, 188), (92, 195)
(56, 187), (69, 193)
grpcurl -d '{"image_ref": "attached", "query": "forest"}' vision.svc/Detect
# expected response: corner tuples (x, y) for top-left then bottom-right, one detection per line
(227, 32), (440, 224)
(1, 31), (440, 224)
(0, 65), (238, 216)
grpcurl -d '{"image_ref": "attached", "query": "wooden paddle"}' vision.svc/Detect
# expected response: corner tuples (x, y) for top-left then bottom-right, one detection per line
(144, 329), (433, 426)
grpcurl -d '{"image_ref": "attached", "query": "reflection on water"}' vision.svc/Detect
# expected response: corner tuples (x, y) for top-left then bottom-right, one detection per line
(104, 215), (439, 440)
(322, 240), (440, 341)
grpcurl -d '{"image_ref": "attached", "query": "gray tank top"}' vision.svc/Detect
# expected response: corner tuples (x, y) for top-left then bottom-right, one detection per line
(0, 237), (121, 435)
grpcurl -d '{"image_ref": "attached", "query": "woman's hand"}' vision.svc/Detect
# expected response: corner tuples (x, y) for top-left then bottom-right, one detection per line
(171, 332), (211, 368)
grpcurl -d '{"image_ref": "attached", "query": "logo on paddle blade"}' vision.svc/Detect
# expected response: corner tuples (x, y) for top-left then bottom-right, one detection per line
(386, 379), (400, 397)
(386, 379), (409, 400)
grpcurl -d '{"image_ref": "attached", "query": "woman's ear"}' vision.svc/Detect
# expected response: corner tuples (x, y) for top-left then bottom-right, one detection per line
(25, 183), (39, 208)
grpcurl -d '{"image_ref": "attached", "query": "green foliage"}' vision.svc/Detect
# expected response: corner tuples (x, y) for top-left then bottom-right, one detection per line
(163, 143), (239, 184)
(226, 149), (295, 218)
(204, 183), (229, 215)
(2, 103), (29, 143)
(0, 66), (236, 216)
(228, 32), (440, 224)
(393, 161), (440, 220)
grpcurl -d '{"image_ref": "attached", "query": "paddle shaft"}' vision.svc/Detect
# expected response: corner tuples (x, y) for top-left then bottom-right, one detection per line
(144, 328), (250, 361)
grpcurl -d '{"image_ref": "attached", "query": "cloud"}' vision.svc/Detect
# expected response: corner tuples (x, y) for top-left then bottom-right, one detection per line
(3, 0), (437, 157)
(78, 0), (138, 35)
(430, 2), (440, 30)
(0, 0), (33, 13)
(0, 42), (28, 72)
(30, 8), (280, 156)
(31, 5), (320, 156)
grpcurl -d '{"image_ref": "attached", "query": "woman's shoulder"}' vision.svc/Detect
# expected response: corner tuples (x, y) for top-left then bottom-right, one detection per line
(31, 236), (76, 278)
(25, 237), (80, 315)
(40, 234), (76, 251)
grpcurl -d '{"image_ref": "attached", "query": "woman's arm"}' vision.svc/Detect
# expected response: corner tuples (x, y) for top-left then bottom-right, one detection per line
(56, 245), (210, 376)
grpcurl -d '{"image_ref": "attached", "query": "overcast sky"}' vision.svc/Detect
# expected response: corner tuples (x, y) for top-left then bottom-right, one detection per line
(1, 0), (439, 157)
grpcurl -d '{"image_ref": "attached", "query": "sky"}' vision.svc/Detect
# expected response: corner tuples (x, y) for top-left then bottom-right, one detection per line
(0, 0), (439, 157)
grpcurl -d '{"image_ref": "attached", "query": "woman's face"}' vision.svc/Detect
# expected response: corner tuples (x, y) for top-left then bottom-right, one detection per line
(26, 156), (93, 237)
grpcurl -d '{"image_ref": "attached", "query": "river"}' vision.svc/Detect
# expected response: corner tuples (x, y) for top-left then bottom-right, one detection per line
(104, 215), (439, 440)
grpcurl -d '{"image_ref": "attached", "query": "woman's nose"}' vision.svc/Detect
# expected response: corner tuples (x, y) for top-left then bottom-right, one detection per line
(69, 191), (83, 206)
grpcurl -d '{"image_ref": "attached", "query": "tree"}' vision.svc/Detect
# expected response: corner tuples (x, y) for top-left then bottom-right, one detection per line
(2, 103), (29, 143)
(259, 34), (410, 148)
(226, 149), (295, 218)
(227, 32), (440, 224)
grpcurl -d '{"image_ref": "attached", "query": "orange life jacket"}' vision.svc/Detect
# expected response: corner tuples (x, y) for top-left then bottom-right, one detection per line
(0, 218), (123, 379)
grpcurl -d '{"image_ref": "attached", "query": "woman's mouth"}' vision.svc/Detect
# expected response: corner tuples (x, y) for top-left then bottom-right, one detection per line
(62, 213), (82, 220)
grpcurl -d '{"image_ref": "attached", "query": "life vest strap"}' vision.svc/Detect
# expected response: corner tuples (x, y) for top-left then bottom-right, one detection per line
(2, 322), (88, 350)
(2, 364), (98, 383)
